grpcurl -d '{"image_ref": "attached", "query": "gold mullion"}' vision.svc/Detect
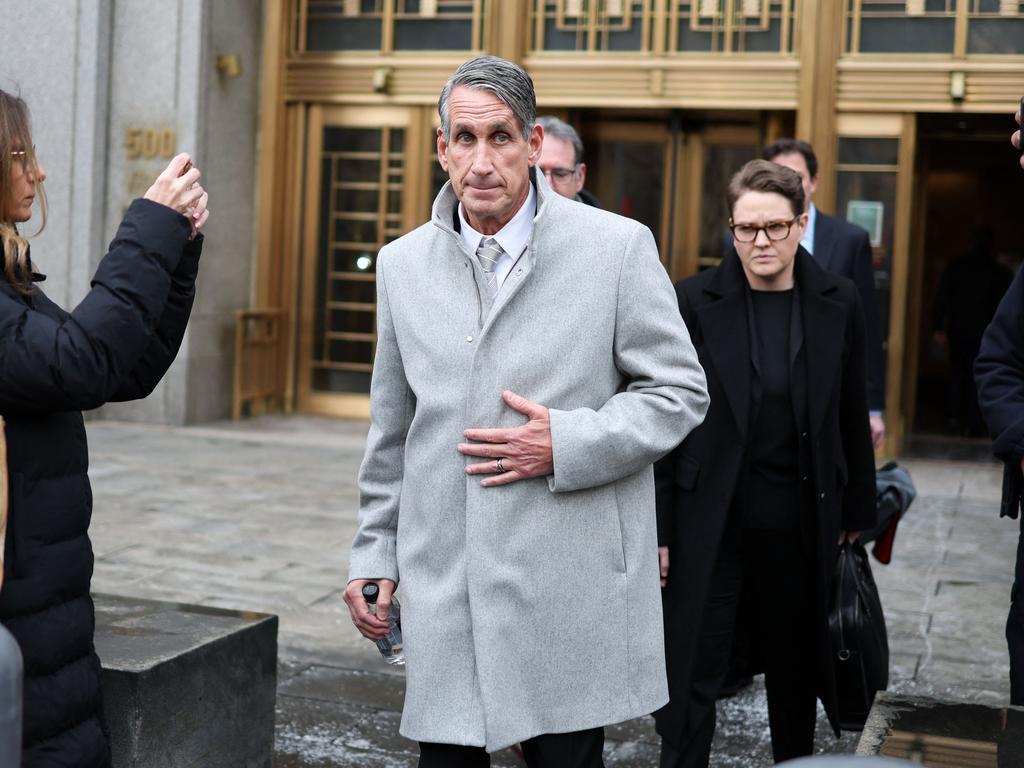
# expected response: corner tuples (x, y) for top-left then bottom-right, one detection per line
(329, 271), (377, 281)
(472, 0), (483, 50)
(781, 0), (791, 55)
(851, 0), (861, 55)
(652, 0), (667, 54)
(588, 0), (600, 52)
(641, 0), (652, 53)
(311, 361), (375, 372)
(330, 301), (376, 311)
(298, 0), (309, 53)
(838, 0), (848, 55)
(323, 150), (340, 364)
(533, 0), (545, 51)
(669, 0), (679, 52)
(378, 127), (391, 255)
(382, 0), (396, 54)
(953, 0), (970, 58)
(723, 0), (735, 53)
(326, 331), (377, 341)
(298, 104), (325, 408)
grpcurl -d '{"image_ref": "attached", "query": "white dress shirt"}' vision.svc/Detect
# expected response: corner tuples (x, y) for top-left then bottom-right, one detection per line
(458, 183), (536, 291)
(801, 203), (817, 255)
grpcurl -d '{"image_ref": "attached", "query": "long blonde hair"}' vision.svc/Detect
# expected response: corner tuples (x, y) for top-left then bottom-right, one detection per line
(0, 89), (47, 295)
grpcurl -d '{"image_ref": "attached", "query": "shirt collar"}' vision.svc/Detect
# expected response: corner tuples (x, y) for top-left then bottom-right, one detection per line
(458, 182), (536, 258)
(801, 202), (816, 254)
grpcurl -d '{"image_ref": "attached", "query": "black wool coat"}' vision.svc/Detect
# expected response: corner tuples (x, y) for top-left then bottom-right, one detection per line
(654, 248), (877, 743)
(976, 266), (1024, 519)
(0, 199), (201, 767)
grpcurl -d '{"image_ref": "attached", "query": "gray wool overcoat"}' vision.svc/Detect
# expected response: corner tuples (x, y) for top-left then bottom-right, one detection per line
(348, 173), (709, 751)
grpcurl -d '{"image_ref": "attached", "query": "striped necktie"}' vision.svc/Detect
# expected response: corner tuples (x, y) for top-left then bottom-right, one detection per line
(475, 237), (504, 297)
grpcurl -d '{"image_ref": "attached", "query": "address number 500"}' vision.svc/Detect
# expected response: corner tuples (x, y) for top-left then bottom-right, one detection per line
(125, 128), (176, 160)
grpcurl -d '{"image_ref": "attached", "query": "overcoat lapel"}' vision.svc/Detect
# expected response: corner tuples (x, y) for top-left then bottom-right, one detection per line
(796, 248), (846, 438)
(696, 254), (751, 440)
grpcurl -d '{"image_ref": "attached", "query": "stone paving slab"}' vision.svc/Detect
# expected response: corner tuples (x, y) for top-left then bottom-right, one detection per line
(84, 416), (1016, 766)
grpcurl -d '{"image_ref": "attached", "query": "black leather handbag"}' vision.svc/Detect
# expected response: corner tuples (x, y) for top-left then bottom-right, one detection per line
(828, 540), (889, 731)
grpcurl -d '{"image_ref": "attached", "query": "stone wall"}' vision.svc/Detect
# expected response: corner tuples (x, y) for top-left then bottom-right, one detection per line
(0, 0), (263, 424)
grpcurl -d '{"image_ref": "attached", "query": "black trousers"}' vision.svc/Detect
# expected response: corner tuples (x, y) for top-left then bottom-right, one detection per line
(661, 526), (817, 767)
(1009, 513), (1024, 705)
(418, 728), (605, 768)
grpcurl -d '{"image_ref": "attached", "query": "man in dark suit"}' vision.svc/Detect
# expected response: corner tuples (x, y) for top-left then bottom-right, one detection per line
(974, 104), (1024, 704)
(726, 139), (886, 448)
(536, 116), (602, 208)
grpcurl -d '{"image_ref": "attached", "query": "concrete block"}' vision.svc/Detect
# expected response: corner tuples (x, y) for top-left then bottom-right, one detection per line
(94, 593), (277, 768)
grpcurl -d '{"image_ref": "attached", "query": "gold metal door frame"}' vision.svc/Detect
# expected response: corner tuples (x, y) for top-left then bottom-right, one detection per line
(833, 112), (916, 457)
(679, 123), (763, 279)
(584, 120), (682, 273)
(296, 104), (431, 418)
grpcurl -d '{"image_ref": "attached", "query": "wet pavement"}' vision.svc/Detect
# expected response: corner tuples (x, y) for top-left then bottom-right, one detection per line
(84, 415), (1015, 766)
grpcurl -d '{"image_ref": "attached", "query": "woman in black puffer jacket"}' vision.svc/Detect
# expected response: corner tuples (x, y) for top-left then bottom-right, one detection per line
(0, 88), (209, 767)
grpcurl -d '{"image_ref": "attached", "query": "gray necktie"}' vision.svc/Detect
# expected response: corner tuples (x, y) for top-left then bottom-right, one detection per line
(475, 237), (503, 298)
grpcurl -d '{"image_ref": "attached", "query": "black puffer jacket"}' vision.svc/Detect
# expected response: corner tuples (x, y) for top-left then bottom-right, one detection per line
(0, 199), (201, 767)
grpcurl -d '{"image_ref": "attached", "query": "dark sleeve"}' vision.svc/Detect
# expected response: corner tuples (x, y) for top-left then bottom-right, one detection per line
(110, 234), (203, 401)
(655, 281), (691, 547)
(839, 286), (878, 532)
(975, 269), (1024, 519)
(849, 228), (886, 411)
(976, 268), (1024, 463)
(0, 199), (191, 415)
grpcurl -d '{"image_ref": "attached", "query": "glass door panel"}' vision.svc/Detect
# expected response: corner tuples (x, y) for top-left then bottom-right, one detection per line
(582, 122), (678, 269)
(299, 106), (426, 417)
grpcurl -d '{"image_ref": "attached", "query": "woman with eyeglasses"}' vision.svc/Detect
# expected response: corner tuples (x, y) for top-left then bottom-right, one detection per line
(653, 159), (876, 766)
(0, 88), (208, 767)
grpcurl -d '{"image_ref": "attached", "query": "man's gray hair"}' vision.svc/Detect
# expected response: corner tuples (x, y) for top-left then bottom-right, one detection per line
(438, 56), (536, 142)
(536, 116), (584, 166)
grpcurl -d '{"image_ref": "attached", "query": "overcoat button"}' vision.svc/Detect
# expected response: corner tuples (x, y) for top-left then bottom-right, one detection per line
(466, 335), (474, 342)
(819, 492), (826, 500)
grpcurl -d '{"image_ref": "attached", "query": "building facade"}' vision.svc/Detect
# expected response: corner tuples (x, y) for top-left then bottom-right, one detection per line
(2, 0), (263, 424)
(6, 1), (1023, 455)
(248, 0), (1024, 455)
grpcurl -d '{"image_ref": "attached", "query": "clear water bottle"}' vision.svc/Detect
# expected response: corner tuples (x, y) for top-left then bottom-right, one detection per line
(361, 583), (404, 666)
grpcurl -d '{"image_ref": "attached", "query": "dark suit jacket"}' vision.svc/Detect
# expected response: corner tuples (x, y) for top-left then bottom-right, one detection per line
(724, 210), (886, 411)
(976, 266), (1024, 518)
(654, 247), (877, 744)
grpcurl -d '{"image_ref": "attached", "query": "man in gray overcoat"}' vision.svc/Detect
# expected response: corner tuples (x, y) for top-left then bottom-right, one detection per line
(343, 55), (709, 768)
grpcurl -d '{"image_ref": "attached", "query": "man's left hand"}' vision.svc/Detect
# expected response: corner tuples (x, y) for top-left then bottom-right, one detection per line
(869, 414), (886, 450)
(459, 390), (554, 487)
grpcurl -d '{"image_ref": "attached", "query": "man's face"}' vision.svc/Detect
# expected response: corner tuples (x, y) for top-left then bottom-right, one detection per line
(768, 150), (817, 208)
(538, 135), (585, 199)
(437, 87), (542, 234)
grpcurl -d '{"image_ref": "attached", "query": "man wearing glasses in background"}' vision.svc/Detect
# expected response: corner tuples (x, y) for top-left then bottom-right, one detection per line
(536, 115), (601, 207)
